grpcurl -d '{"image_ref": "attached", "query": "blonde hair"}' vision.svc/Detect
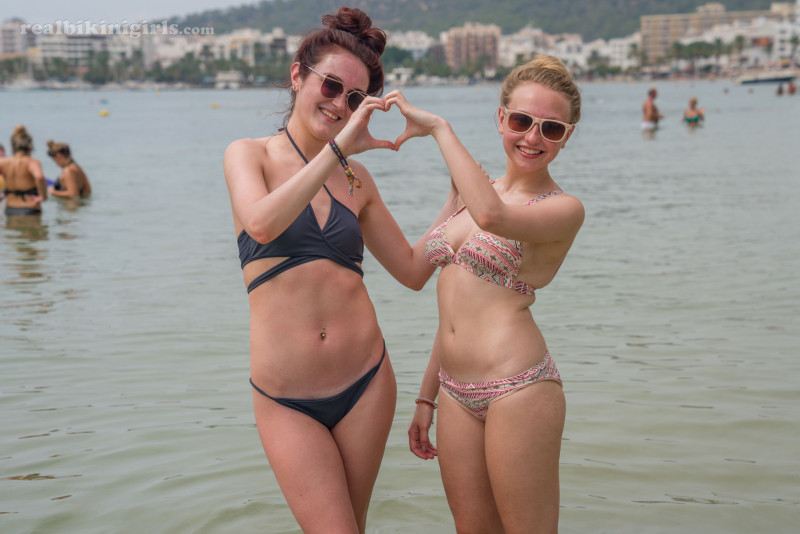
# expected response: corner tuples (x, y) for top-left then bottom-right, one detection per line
(11, 125), (33, 155)
(500, 56), (582, 124)
(47, 139), (71, 158)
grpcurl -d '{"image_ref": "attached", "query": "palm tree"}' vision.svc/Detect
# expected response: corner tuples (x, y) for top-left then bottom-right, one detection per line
(733, 35), (747, 70)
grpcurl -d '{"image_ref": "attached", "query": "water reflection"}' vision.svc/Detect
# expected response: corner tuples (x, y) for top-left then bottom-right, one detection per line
(3, 213), (50, 283)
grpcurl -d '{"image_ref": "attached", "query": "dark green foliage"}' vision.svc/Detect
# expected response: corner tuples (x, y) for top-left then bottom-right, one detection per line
(171, 0), (774, 41)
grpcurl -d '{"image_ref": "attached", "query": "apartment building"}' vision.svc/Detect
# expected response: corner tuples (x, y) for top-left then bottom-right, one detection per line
(443, 22), (500, 72)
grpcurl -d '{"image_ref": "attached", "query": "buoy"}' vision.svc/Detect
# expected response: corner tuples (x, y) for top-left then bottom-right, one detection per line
(210, 103), (219, 109)
(99, 109), (110, 117)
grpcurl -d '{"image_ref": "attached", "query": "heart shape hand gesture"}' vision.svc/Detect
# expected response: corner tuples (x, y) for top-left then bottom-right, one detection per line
(334, 89), (445, 157)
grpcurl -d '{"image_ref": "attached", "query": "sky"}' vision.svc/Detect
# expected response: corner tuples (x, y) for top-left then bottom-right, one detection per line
(4, 0), (259, 25)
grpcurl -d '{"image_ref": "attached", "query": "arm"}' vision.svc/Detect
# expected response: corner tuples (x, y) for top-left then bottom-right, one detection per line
(49, 168), (77, 198)
(224, 137), (340, 243)
(358, 167), (458, 290)
(225, 97), (394, 243)
(32, 159), (47, 200)
(408, 331), (442, 460)
(386, 90), (583, 245)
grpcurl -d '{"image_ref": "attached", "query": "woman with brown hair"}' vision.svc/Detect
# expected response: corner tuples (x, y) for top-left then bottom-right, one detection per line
(47, 140), (92, 199)
(223, 6), (457, 532)
(0, 125), (47, 215)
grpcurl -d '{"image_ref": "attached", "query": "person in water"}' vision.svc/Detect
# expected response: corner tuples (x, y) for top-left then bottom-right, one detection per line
(0, 125), (47, 215)
(641, 86), (663, 132)
(683, 97), (705, 126)
(398, 55), (585, 533)
(222, 7), (458, 533)
(47, 140), (92, 199)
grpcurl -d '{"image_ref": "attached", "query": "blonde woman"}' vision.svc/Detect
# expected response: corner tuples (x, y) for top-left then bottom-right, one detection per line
(0, 126), (46, 215)
(396, 56), (585, 533)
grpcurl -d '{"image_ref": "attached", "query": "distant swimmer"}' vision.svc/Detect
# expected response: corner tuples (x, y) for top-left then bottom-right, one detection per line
(683, 97), (705, 126)
(0, 125), (47, 215)
(642, 86), (664, 132)
(47, 140), (91, 199)
(787, 80), (796, 95)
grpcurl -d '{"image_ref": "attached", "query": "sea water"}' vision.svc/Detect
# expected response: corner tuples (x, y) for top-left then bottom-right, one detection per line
(1, 80), (798, 533)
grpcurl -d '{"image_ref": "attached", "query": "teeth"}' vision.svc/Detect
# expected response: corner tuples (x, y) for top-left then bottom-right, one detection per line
(321, 109), (339, 120)
(519, 146), (541, 155)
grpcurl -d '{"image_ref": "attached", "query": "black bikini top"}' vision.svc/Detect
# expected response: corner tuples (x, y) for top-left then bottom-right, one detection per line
(237, 131), (364, 293)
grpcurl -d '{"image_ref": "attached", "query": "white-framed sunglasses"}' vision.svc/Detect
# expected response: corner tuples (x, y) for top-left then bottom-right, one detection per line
(503, 108), (573, 143)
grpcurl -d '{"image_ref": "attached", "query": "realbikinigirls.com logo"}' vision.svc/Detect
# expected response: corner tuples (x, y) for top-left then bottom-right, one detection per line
(20, 20), (215, 38)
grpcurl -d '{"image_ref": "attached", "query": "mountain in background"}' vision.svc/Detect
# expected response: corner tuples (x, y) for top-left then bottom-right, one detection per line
(174, 0), (775, 41)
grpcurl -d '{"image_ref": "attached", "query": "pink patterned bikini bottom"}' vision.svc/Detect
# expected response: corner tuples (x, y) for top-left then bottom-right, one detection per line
(438, 353), (562, 421)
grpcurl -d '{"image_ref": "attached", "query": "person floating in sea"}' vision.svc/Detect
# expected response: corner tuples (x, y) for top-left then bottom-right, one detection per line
(47, 140), (92, 199)
(683, 97), (705, 126)
(397, 55), (585, 533)
(786, 80), (796, 95)
(0, 125), (47, 216)
(641, 86), (663, 135)
(223, 6), (458, 533)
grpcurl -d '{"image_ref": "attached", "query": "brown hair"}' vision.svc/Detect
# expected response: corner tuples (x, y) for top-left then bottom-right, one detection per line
(11, 125), (33, 155)
(500, 55), (582, 124)
(47, 140), (71, 158)
(284, 6), (386, 123)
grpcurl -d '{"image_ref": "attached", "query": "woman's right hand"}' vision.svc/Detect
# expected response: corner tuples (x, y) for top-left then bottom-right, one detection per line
(408, 404), (438, 460)
(333, 96), (396, 157)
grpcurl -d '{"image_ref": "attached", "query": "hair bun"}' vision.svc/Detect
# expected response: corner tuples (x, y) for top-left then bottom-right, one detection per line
(322, 7), (386, 55)
(13, 124), (29, 137)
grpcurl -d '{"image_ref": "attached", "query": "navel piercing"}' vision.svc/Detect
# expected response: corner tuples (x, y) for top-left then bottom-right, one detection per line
(320, 326), (327, 340)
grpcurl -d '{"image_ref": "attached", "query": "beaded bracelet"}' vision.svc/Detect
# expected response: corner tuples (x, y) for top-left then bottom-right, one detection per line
(328, 139), (362, 196)
(415, 397), (437, 409)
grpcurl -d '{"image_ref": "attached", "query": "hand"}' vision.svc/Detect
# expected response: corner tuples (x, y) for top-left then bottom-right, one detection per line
(408, 404), (438, 460)
(24, 195), (44, 207)
(384, 90), (446, 150)
(334, 96), (396, 156)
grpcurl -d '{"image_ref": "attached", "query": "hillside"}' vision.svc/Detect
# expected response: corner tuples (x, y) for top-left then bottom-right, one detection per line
(173, 0), (776, 41)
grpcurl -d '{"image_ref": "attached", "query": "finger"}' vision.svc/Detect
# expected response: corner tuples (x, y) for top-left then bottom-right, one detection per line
(372, 139), (397, 151)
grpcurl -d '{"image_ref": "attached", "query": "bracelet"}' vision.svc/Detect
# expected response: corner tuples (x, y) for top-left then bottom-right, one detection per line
(328, 139), (362, 196)
(415, 397), (437, 409)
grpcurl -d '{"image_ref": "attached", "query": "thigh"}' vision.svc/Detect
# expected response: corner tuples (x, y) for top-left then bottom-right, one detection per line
(437, 392), (504, 534)
(485, 381), (566, 534)
(332, 352), (397, 532)
(253, 391), (360, 534)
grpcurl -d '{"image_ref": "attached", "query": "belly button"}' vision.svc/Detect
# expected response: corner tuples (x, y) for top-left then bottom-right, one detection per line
(320, 326), (327, 340)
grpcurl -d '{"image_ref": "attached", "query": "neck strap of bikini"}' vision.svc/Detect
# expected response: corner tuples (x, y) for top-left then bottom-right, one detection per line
(284, 129), (309, 164)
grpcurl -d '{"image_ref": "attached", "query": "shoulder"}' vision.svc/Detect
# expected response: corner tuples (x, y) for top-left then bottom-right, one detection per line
(224, 136), (272, 160)
(542, 192), (584, 227)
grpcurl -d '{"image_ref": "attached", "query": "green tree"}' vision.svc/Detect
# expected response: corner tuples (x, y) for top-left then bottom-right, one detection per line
(85, 50), (112, 84)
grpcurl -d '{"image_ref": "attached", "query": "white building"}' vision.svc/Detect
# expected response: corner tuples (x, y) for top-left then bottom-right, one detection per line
(498, 26), (552, 67)
(678, 8), (799, 68)
(387, 30), (436, 60)
(551, 34), (586, 68)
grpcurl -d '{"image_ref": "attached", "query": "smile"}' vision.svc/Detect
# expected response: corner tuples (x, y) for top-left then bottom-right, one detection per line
(321, 108), (340, 121)
(518, 146), (542, 156)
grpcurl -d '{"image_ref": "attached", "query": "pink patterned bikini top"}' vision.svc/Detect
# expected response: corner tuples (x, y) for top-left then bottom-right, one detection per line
(425, 190), (562, 295)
